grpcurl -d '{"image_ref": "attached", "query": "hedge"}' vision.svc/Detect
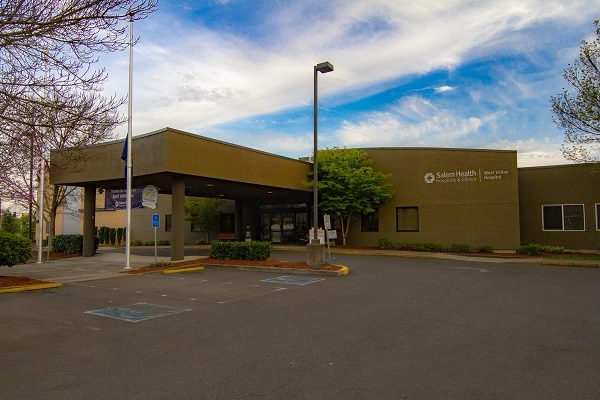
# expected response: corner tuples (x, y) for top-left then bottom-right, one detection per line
(0, 232), (32, 267)
(209, 241), (271, 260)
(52, 234), (84, 254)
(518, 243), (565, 255)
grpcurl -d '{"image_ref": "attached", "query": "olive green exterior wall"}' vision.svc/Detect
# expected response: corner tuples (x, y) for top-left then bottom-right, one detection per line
(59, 127), (600, 251)
(344, 148), (521, 250)
(519, 164), (600, 250)
(51, 127), (310, 193)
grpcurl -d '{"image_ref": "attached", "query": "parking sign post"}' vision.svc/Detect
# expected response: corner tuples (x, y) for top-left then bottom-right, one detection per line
(152, 214), (160, 264)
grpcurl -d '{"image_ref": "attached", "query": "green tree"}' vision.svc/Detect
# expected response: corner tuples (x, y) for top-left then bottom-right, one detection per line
(18, 214), (30, 238)
(0, 211), (19, 234)
(185, 198), (225, 243)
(306, 147), (394, 245)
(552, 19), (600, 163)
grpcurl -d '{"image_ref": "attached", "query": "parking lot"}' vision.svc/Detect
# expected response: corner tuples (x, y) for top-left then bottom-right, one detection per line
(2, 251), (599, 399)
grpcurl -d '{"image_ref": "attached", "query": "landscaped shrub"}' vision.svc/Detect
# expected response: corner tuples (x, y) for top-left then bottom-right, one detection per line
(378, 238), (394, 249)
(116, 228), (124, 245)
(245, 241), (272, 260)
(450, 243), (471, 253)
(109, 228), (116, 245)
(518, 243), (565, 255)
(103, 227), (110, 245)
(408, 242), (448, 252)
(97, 226), (111, 245)
(52, 234), (84, 254)
(195, 238), (206, 245)
(157, 240), (170, 245)
(97, 226), (104, 244)
(477, 245), (494, 253)
(143, 241), (154, 246)
(130, 239), (143, 246)
(209, 241), (271, 260)
(0, 232), (32, 267)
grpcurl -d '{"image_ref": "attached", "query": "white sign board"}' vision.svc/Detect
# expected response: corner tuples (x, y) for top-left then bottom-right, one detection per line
(323, 214), (331, 229)
(309, 228), (325, 244)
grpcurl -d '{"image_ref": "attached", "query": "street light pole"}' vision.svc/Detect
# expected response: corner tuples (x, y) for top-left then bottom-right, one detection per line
(312, 61), (333, 243)
(307, 61), (333, 269)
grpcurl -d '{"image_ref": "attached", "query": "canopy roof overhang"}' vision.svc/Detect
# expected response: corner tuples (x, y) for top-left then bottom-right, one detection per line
(50, 127), (312, 204)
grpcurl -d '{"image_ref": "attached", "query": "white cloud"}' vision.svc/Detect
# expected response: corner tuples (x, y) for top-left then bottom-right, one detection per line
(98, 0), (600, 167)
(435, 86), (455, 93)
(490, 138), (571, 167)
(335, 95), (488, 148)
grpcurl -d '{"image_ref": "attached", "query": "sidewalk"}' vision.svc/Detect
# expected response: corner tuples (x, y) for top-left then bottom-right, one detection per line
(1, 250), (203, 285)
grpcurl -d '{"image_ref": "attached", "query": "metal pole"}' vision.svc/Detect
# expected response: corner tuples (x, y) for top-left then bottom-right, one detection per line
(312, 66), (318, 243)
(29, 133), (33, 240)
(37, 160), (44, 263)
(37, 53), (48, 264)
(124, 11), (134, 270)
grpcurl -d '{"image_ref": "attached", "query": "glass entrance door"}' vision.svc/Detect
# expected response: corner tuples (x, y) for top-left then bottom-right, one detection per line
(258, 204), (308, 244)
(270, 213), (282, 243)
(259, 211), (305, 244)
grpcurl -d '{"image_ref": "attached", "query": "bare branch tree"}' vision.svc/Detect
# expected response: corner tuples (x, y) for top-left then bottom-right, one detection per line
(552, 19), (600, 164)
(0, 0), (157, 133)
(0, 0), (157, 241)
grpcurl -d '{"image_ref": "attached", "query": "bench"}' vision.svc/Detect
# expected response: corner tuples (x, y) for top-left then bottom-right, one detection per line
(217, 233), (237, 242)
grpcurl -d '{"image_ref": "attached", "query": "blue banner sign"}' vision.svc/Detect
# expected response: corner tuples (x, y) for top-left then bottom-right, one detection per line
(105, 186), (158, 210)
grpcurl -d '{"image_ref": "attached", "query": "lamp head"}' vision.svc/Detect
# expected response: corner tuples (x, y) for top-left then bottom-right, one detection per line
(315, 61), (334, 74)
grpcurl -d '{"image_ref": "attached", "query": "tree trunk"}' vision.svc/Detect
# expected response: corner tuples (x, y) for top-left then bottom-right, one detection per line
(342, 212), (354, 246)
(340, 214), (347, 245)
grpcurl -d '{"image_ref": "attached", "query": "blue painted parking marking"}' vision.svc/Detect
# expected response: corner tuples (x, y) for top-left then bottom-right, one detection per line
(261, 276), (324, 285)
(86, 302), (191, 322)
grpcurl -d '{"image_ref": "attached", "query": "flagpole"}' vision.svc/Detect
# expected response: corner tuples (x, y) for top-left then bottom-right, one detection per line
(124, 10), (134, 270)
(37, 52), (48, 264)
(37, 160), (44, 263)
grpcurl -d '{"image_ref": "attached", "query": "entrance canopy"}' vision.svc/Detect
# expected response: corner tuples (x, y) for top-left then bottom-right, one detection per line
(50, 127), (312, 203)
(50, 127), (313, 259)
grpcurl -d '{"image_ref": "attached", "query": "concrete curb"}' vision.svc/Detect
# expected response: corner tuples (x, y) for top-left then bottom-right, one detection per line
(200, 263), (349, 276)
(514, 259), (600, 268)
(277, 246), (600, 268)
(162, 266), (205, 274)
(0, 282), (62, 294)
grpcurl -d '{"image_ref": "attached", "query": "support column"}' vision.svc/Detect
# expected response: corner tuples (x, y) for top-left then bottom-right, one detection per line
(171, 175), (185, 261)
(83, 185), (96, 257)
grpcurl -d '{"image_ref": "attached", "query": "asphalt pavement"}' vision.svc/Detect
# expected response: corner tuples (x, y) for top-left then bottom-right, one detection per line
(1, 246), (599, 399)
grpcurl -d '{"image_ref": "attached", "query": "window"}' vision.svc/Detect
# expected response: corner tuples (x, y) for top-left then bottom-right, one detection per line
(542, 204), (584, 231)
(165, 214), (172, 232)
(397, 207), (419, 231)
(361, 209), (379, 232)
(220, 213), (235, 232)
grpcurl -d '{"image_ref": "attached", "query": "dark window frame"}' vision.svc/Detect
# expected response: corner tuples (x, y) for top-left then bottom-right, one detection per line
(542, 204), (585, 231)
(165, 214), (172, 232)
(360, 209), (379, 232)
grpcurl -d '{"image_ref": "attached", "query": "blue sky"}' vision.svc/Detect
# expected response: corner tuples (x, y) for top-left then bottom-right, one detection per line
(100, 0), (600, 167)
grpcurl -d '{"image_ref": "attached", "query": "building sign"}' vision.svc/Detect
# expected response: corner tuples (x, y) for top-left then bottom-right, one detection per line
(424, 168), (510, 184)
(142, 185), (158, 209)
(105, 185), (159, 210)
